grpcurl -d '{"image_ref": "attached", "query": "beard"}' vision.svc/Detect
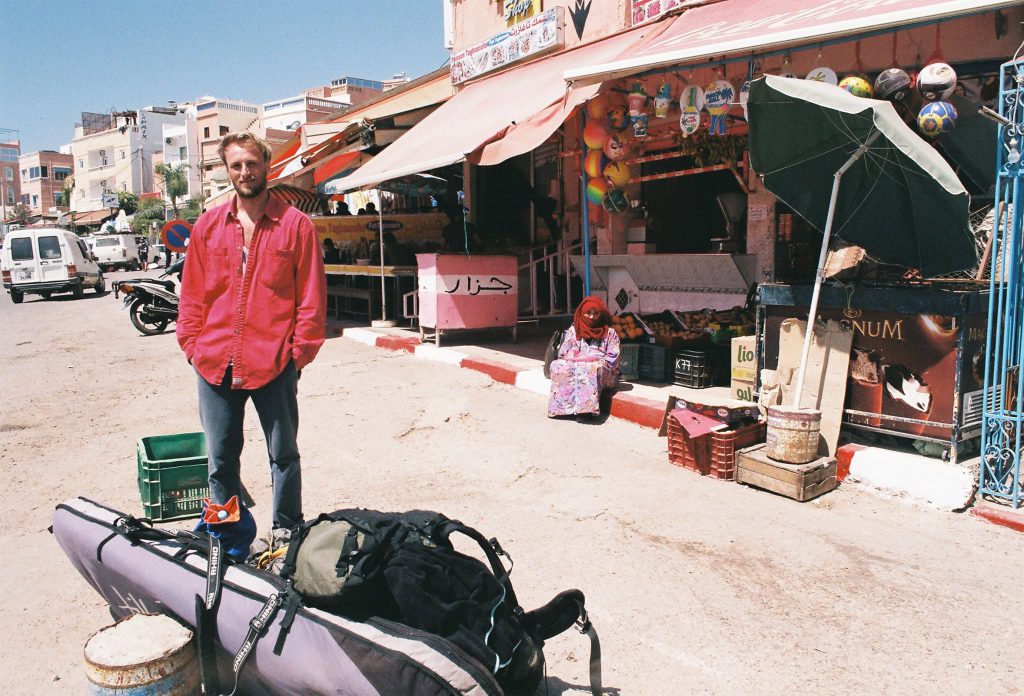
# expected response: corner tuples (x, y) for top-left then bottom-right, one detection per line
(233, 177), (267, 199)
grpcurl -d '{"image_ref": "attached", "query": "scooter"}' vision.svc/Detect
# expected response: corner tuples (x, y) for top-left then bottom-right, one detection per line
(112, 257), (184, 335)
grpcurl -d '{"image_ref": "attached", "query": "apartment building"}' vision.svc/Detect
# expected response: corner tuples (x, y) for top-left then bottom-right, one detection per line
(70, 107), (185, 216)
(0, 129), (21, 220)
(159, 105), (202, 206)
(18, 150), (73, 215)
(194, 97), (261, 199)
(261, 93), (349, 132)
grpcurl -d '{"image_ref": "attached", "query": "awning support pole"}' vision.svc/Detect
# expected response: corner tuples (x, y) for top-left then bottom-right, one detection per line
(580, 111), (592, 297)
(792, 129), (881, 407)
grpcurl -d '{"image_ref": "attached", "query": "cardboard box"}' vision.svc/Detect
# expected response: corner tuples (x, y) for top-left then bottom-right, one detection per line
(731, 378), (756, 403)
(731, 336), (757, 382)
(627, 242), (656, 255)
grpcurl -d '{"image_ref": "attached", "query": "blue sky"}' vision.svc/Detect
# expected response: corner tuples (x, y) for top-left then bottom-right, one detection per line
(0, 0), (451, 155)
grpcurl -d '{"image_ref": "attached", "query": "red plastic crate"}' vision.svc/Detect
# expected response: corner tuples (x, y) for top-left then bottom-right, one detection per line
(667, 416), (765, 479)
(708, 421), (767, 480)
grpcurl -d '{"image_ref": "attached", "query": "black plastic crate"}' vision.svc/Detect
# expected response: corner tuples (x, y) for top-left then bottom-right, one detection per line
(619, 343), (640, 380)
(673, 347), (729, 389)
(639, 344), (676, 382)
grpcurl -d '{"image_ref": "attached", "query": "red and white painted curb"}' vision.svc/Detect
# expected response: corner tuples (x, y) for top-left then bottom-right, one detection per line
(335, 326), (1024, 529)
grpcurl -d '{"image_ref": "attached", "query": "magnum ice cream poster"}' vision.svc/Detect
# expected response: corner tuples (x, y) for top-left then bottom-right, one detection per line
(764, 307), (986, 440)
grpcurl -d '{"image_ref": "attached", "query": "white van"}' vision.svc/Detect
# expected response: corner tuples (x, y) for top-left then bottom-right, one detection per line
(92, 233), (141, 271)
(1, 227), (105, 303)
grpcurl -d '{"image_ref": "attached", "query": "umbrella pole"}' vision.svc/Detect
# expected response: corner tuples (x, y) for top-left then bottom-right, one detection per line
(379, 205), (386, 322)
(792, 131), (881, 407)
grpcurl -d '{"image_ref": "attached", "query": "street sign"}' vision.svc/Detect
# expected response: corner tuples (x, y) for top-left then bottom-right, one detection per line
(162, 219), (192, 252)
(101, 192), (119, 208)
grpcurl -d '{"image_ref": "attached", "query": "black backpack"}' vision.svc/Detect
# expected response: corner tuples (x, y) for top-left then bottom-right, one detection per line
(277, 508), (601, 696)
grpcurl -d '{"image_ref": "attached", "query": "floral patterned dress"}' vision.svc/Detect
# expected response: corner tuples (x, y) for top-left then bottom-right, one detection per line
(547, 325), (621, 417)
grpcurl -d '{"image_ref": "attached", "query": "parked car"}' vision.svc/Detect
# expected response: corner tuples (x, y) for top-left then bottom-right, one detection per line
(149, 243), (168, 267)
(0, 227), (105, 303)
(92, 233), (140, 272)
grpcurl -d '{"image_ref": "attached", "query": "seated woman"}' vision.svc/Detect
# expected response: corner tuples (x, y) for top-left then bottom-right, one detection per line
(547, 296), (621, 422)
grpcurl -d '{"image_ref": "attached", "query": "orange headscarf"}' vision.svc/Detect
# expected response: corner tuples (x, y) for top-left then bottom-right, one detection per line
(573, 295), (612, 341)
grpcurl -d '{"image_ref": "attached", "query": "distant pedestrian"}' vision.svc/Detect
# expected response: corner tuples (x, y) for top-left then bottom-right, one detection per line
(365, 202), (377, 215)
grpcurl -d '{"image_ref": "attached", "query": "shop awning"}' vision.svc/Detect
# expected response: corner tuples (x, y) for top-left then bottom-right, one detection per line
(564, 0), (1020, 85)
(327, 21), (674, 193)
(69, 209), (114, 225)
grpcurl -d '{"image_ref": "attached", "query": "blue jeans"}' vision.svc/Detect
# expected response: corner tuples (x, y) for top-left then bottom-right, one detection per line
(196, 361), (302, 529)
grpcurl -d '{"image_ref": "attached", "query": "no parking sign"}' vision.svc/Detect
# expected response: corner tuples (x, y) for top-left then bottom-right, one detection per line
(161, 219), (192, 253)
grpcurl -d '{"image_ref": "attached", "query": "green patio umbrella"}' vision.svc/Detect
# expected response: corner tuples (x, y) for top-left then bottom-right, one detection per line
(747, 75), (975, 403)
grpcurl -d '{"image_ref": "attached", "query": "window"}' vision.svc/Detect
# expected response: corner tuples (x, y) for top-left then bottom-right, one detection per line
(203, 127), (210, 138)
(10, 236), (33, 261)
(20, 193), (29, 205)
(40, 165), (48, 178)
(3, 166), (12, 180)
(121, 183), (128, 191)
(38, 235), (61, 260)
(21, 169), (27, 178)
(5, 189), (13, 204)
(54, 191), (63, 206)
(219, 125), (229, 136)
(100, 179), (107, 187)
(80, 189), (85, 199)
(31, 195), (38, 207)
(121, 150), (126, 160)
(179, 146), (187, 160)
(95, 238), (118, 247)
(28, 166), (46, 179)
(53, 167), (70, 182)
(77, 240), (89, 256)
(79, 159), (84, 168)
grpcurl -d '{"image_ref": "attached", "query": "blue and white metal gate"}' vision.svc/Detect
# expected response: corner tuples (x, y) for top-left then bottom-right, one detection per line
(981, 58), (1024, 508)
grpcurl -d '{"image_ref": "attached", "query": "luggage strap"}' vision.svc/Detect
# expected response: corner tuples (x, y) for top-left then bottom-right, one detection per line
(219, 589), (285, 696)
(195, 534), (224, 695)
(577, 604), (602, 696)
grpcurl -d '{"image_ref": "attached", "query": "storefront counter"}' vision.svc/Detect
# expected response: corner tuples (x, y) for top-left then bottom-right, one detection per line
(758, 282), (989, 463)
(570, 253), (758, 313)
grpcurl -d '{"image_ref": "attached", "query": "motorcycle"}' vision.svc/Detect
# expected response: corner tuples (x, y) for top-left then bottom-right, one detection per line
(112, 257), (184, 335)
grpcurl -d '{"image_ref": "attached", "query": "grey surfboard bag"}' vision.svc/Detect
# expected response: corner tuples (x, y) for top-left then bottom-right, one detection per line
(52, 497), (502, 695)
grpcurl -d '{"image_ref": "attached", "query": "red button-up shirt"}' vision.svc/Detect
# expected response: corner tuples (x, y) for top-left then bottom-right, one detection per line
(177, 195), (326, 389)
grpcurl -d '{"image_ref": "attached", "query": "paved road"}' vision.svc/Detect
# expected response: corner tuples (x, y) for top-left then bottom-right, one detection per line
(1, 276), (1022, 695)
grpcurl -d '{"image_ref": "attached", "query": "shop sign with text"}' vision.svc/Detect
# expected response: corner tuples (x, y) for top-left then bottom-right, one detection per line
(631, 0), (686, 27)
(451, 7), (564, 85)
(504, 0), (541, 26)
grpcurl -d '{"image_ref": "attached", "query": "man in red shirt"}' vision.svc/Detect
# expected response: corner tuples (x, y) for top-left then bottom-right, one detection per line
(177, 132), (326, 530)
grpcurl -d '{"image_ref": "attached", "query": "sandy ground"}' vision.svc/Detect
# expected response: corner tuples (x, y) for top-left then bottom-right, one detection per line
(2, 270), (1023, 695)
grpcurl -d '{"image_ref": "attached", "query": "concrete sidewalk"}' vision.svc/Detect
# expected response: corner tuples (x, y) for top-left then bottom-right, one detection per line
(326, 318), (1022, 531)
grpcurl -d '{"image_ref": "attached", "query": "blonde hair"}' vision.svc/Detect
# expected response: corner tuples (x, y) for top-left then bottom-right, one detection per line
(217, 132), (272, 165)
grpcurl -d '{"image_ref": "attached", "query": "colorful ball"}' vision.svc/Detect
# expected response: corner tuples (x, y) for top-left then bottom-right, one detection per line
(586, 177), (609, 205)
(583, 119), (609, 149)
(584, 150), (605, 179)
(874, 68), (912, 102)
(586, 94), (609, 120)
(603, 161), (631, 188)
(918, 101), (958, 137)
(602, 187), (630, 214)
(607, 103), (629, 131)
(839, 75), (873, 98)
(917, 62), (957, 101)
(603, 133), (628, 161)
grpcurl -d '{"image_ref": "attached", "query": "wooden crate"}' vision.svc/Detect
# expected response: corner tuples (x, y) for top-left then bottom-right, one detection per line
(735, 443), (837, 502)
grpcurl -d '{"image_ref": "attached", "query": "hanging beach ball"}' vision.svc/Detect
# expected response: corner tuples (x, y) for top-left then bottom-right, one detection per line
(603, 161), (632, 188)
(917, 62), (958, 101)
(584, 150), (606, 179)
(583, 120), (610, 149)
(918, 101), (958, 138)
(586, 177), (610, 205)
(603, 133), (628, 161)
(839, 75), (873, 98)
(586, 94), (610, 120)
(873, 68), (912, 102)
(602, 187), (630, 214)
(607, 102), (629, 131)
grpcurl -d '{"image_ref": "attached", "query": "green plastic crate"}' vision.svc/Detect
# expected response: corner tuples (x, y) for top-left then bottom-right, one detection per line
(137, 432), (209, 522)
